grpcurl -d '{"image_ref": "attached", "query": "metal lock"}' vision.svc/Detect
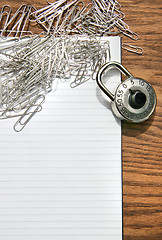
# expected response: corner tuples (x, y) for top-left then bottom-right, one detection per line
(96, 61), (156, 123)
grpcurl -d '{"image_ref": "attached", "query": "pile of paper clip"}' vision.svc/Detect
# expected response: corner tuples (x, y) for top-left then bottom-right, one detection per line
(0, 35), (109, 131)
(0, 0), (143, 52)
(0, 0), (143, 131)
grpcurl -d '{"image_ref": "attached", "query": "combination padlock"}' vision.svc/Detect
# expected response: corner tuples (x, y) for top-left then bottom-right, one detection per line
(96, 61), (156, 123)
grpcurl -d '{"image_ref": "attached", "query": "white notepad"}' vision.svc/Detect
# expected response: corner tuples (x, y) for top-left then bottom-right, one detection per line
(0, 37), (122, 240)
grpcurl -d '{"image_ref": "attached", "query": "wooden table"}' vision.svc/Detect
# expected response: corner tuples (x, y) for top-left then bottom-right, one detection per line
(118, 1), (162, 239)
(1, 0), (162, 239)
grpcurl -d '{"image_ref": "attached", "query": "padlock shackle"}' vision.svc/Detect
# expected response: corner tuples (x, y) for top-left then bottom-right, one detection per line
(96, 61), (133, 101)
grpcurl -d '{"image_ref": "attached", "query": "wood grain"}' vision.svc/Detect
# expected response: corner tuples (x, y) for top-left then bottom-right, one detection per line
(119, 1), (162, 239)
(0, 0), (162, 239)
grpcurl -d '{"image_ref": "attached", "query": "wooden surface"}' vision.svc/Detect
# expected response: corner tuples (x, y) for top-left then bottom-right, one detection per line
(117, 1), (162, 239)
(0, 0), (162, 239)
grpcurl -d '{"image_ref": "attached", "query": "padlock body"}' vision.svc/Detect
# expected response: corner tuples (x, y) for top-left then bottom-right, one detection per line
(111, 77), (156, 123)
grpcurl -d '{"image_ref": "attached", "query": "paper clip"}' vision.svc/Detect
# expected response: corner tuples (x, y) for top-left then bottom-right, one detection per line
(4, 4), (33, 37)
(70, 63), (90, 88)
(13, 95), (45, 132)
(0, 5), (12, 37)
(122, 43), (143, 55)
(122, 29), (139, 40)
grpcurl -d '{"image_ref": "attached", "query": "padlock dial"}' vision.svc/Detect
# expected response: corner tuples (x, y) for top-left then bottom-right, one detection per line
(112, 77), (156, 123)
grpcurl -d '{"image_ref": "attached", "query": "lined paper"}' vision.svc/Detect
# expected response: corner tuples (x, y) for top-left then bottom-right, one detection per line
(0, 37), (122, 240)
